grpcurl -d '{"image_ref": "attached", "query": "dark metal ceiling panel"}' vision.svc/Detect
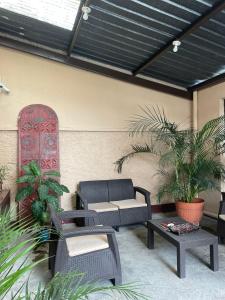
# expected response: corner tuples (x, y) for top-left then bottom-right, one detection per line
(0, 8), (71, 50)
(169, 0), (220, 12)
(72, 0), (223, 85)
(75, 48), (136, 71)
(87, 7), (169, 43)
(142, 69), (191, 87)
(75, 32), (149, 62)
(80, 20), (160, 52)
(0, 0), (225, 91)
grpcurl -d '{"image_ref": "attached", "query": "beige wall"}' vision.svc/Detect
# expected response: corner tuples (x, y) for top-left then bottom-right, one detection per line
(0, 46), (192, 210)
(197, 82), (225, 217)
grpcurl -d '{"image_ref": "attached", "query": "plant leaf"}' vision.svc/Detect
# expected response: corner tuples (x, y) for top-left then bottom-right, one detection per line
(31, 200), (44, 221)
(45, 179), (63, 196)
(45, 195), (59, 210)
(29, 160), (41, 177)
(15, 186), (34, 202)
(43, 170), (61, 177)
(38, 184), (49, 201)
(60, 184), (70, 193)
(16, 175), (35, 184)
(22, 164), (32, 175)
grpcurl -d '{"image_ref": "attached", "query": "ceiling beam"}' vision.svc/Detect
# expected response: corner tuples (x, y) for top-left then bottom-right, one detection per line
(189, 72), (225, 91)
(67, 0), (91, 56)
(0, 35), (192, 100)
(133, 0), (225, 76)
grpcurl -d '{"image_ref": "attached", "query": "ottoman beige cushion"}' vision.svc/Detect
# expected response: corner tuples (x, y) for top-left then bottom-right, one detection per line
(66, 234), (108, 256)
(88, 202), (118, 212)
(110, 199), (147, 209)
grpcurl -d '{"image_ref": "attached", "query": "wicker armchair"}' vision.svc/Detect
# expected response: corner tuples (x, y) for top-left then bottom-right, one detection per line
(48, 205), (122, 285)
(217, 192), (225, 243)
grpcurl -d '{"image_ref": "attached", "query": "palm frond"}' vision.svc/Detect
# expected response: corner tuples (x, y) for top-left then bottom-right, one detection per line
(115, 143), (158, 173)
(0, 209), (43, 299)
(129, 106), (176, 137)
(21, 272), (150, 300)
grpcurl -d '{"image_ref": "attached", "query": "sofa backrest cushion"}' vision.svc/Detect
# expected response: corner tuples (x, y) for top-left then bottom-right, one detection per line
(108, 179), (134, 201)
(79, 180), (109, 203)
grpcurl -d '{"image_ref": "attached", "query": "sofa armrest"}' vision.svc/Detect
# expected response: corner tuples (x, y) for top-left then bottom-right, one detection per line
(134, 186), (151, 206)
(59, 210), (100, 225)
(62, 225), (115, 238)
(77, 191), (88, 209)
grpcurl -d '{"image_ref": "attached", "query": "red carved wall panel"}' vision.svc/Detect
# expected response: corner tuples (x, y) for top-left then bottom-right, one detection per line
(18, 104), (59, 215)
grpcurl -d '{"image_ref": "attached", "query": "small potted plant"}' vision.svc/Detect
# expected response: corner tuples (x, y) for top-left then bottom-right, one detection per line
(0, 165), (9, 192)
(116, 107), (225, 224)
(16, 161), (69, 239)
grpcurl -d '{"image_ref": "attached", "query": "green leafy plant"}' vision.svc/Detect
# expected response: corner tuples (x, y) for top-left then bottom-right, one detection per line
(116, 106), (225, 203)
(0, 209), (41, 299)
(18, 273), (149, 300)
(0, 165), (9, 190)
(0, 210), (149, 300)
(15, 161), (69, 224)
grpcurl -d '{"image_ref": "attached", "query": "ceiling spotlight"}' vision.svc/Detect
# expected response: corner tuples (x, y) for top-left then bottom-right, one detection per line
(82, 6), (91, 21)
(0, 82), (10, 94)
(172, 40), (181, 53)
(1, 15), (9, 20)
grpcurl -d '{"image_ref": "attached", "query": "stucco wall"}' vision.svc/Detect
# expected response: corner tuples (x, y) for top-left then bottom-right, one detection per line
(197, 82), (225, 217)
(0, 46), (192, 209)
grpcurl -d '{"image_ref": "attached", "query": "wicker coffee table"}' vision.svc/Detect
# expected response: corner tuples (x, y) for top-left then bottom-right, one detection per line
(147, 217), (219, 278)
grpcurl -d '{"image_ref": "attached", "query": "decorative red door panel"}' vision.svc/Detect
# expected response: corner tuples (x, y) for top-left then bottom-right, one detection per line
(18, 104), (59, 215)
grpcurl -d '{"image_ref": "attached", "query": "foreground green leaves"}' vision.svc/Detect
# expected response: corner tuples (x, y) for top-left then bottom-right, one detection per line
(0, 209), (41, 299)
(15, 186), (34, 202)
(18, 273), (149, 300)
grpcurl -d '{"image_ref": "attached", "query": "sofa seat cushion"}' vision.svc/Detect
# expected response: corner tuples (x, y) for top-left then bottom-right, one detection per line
(110, 199), (147, 210)
(66, 234), (108, 256)
(219, 214), (225, 221)
(88, 202), (118, 212)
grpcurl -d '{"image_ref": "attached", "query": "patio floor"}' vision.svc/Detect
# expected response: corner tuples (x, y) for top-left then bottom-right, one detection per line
(16, 215), (225, 300)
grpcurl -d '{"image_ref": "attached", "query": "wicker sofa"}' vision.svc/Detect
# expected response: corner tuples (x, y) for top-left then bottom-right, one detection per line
(48, 205), (122, 285)
(77, 179), (151, 228)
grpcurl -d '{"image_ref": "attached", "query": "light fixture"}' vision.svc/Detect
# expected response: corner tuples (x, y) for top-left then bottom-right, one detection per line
(172, 40), (181, 53)
(0, 82), (10, 94)
(82, 6), (91, 21)
(1, 15), (9, 20)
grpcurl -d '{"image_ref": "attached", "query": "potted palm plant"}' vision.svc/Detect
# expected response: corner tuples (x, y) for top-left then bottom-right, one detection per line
(16, 161), (69, 239)
(116, 107), (225, 224)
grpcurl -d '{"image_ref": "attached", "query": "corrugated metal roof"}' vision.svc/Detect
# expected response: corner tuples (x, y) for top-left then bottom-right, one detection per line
(0, 0), (80, 30)
(0, 0), (225, 90)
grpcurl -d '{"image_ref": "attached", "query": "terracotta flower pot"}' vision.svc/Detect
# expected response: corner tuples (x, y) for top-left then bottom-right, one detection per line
(176, 198), (204, 225)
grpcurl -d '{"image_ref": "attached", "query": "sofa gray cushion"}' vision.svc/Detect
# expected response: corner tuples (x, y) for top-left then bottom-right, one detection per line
(79, 180), (108, 203)
(108, 179), (134, 201)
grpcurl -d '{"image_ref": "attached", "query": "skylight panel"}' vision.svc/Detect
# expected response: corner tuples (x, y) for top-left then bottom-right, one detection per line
(0, 0), (80, 30)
